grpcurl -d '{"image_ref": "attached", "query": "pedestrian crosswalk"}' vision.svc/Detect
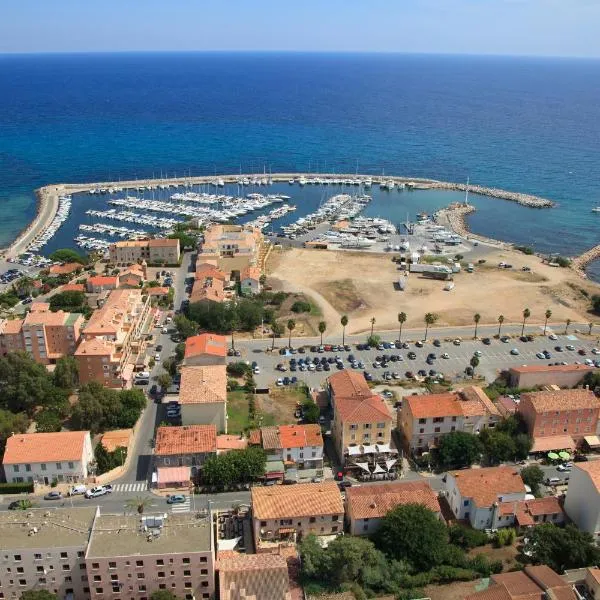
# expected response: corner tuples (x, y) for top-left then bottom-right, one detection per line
(170, 497), (191, 513)
(111, 482), (148, 493)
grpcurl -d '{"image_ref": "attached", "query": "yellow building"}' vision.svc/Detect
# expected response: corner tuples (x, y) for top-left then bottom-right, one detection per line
(109, 238), (180, 265)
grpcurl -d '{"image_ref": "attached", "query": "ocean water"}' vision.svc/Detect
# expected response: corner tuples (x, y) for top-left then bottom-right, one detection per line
(1, 52), (600, 276)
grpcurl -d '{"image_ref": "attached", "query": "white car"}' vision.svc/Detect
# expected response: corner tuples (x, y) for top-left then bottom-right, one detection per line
(549, 334), (558, 340)
(510, 348), (520, 355)
(556, 464), (571, 472)
(453, 339), (461, 346)
(162, 327), (168, 334)
(593, 348), (600, 355)
(566, 345), (575, 351)
(154, 353), (161, 362)
(85, 486), (111, 499)
(441, 352), (450, 359)
(253, 366), (260, 374)
(585, 359), (594, 366)
(536, 352), (545, 359)
(473, 350), (482, 357)
(276, 378), (284, 386)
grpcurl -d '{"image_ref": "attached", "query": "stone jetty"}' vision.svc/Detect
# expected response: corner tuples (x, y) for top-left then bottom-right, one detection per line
(571, 244), (600, 279)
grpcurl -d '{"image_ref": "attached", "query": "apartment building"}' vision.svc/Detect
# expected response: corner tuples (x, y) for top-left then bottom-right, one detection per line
(75, 288), (151, 388)
(194, 262), (228, 283)
(154, 425), (217, 486)
(2, 431), (93, 485)
(327, 370), (395, 475)
(178, 366), (227, 432)
(0, 507), (96, 600)
(345, 481), (441, 536)
(116, 262), (147, 288)
(86, 276), (118, 294)
(445, 466), (526, 530)
(564, 461), (600, 540)
(199, 225), (262, 277)
(108, 238), (180, 265)
(251, 482), (343, 546)
(508, 363), (595, 388)
(190, 276), (228, 305)
(518, 388), (600, 446)
(183, 333), (227, 367)
(0, 303), (83, 365)
(399, 386), (501, 453)
(259, 424), (324, 472)
(85, 512), (215, 600)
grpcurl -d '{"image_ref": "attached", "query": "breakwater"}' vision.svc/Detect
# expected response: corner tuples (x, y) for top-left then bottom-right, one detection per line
(571, 244), (600, 279)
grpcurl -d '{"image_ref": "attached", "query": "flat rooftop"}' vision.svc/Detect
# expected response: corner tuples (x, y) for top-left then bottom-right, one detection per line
(87, 513), (212, 558)
(0, 507), (96, 550)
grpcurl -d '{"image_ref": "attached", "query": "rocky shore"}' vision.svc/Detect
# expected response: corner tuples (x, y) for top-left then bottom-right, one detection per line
(571, 244), (600, 279)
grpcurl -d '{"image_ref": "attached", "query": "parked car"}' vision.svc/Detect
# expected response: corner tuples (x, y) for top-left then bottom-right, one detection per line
(85, 486), (112, 499)
(482, 338), (491, 345)
(68, 485), (87, 497)
(166, 494), (187, 504)
(510, 348), (520, 355)
(433, 339), (441, 347)
(44, 491), (63, 501)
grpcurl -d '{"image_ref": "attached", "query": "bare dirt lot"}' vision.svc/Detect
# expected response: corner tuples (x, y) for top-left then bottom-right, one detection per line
(267, 246), (599, 336)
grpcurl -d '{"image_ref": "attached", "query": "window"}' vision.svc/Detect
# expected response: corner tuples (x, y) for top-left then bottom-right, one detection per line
(309, 516), (316, 523)
(159, 584), (167, 590)
(136, 560), (144, 567)
(138, 584), (147, 592)
(452, 416), (457, 422)
(77, 551), (84, 558)
(17, 567), (24, 573)
(109, 562), (116, 569)
(184, 582), (192, 589)
(95, 588), (103, 594)
(200, 569), (208, 576)
(61, 565), (70, 572)
(60, 552), (68, 559)
(13, 465), (19, 473)
(332, 515), (339, 521)
(156, 559), (164, 566)
(18, 580), (27, 586)
(68, 462), (74, 469)
(463, 500), (469, 507)
(433, 417), (444, 423)
(25, 464), (31, 472)
(14, 555), (22, 561)
(418, 418), (426, 424)
(92, 563), (100, 570)
(260, 521), (267, 527)
(112, 586), (120, 593)
(434, 427), (441, 433)
(182, 557), (190, 565)
(363, 423), (371, 429)
(199, 557), (207, 563)
(34, 553), (42, 560)
(158, 572), (165, 578)
(37, 566), (44, 573)
(93, 576), (102, 582)
(332, 526), (338, 532)
(111, 574), (118, 581)
(136, 573), (145, 579)
(56, 463), (62, 470)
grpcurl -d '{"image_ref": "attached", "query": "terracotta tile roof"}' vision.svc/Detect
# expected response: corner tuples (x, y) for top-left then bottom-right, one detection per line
(217, 435), (248, 451)
(572, 460), (600, 492)
(154, 425), (217, 456)
(185, 333), (227, 359)
(113, 238), (179, 248)
(74, 337), (113, 357)
(100, 429), (133, 452)
(2, 431), (89, 465)
(460, 386), (501, 417)
(179, 365), (227, 405)
(30, 302), (50, 311)
(49, 262), (82, 275)
(190, 277), (225, 303)
(261, 426), (282, 450)
(491, 572), (542, 597)
(61, 283), (86, 292)
(260, 425), (323, 450)
(0, 318), (23, 334)
(195, 262), (227, 281)
(329, 370), (372, 400)
(346, 481), (440, 520)
(465, 587), (513, 600)
(84, 288), (144, 336)
(521, 388), (600, 413)
(449, 466), (526, 508)
(147, 286), (169, 296)
(336, 394), (393, 424)
(492, 566), (577, 600)
(510, 364), (595, 374)
(530, 435), (575, 453)
(248, 429), (262, 445)
(23, 308), (69, 327)
(87, 275), (118, 288)
(241, 265), (262, 281)
(588, 568), (600, 585)
(252, 482), (343, 520)
(499, 497), (564, 526)
(218, 552), (291, 600)
(405, 392), (463, 419)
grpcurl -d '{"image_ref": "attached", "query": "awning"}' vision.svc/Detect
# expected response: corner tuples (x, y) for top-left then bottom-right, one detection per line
(362, 444), (376, 454)
(385, 459), (397, 471)
(265, 472), (283, 480)
(373, 464), (385, 474)
(278, 527), (296, 534)
(548, 452), (559, 460)
(355, 462), (371, 473)
(347, 446), (362, 456)
(531, 434), (575, 453)
(375, 443), (391, 453)
(585, 435), (600, 448)
(558, 451), (571, 460)
(156, 466), (190, 486)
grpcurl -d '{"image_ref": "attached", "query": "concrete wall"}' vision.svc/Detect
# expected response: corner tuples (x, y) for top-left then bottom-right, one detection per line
(565, 467), (600, 540)
(510, 368), (592, 388)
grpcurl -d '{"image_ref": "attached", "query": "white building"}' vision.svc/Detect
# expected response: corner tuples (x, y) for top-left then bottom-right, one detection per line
(259, 425), (324, 471)
(178, 366), (227, 433)
(445, 466), (526, 530)
(2, 431), (94, 485)
(564, 462), (600, 541)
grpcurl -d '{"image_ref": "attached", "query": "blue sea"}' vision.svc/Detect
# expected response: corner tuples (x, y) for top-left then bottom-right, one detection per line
(1, 52), (600, 277)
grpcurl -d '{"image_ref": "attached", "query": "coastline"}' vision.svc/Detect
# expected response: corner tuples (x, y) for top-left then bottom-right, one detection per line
(1, 173), (555, 260)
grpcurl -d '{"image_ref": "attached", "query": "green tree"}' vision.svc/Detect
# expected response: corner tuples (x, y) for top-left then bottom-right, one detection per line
(397, 312), (407, 342)
(173, 314), (198, 339)
(565, 318), (572, 334)
(479, 429), (516, 465)
(521, 465), (544, 496)
(13, 276), (35, 298)
(423, 313), (438, 341)
(162, 356), (178, 377)
(298, 534), (328, 580)
(524, 524), (600, 573)
(374, 503), (449, 571)
(168, 231), (196, 250)
(157, 373), (173, 390)
(21, 591), (60, 600)
(150, 592), (181, 600)
(0, 408), (28, 453)
(497, 314), (505, 337)
(53, 356), (79, 390)
(318, 321), (327, 345)
(35, 409), (62, 432)
(521, 308), (531, 336)
(49, 248), (87, 264)
(174, 342), (186, 362)
(437, 431), (482, 469)
(370, 316), (376, 338)
(125, 496), (155, 515)
(473, 313), (481, 339)
(302, 399), (320, 423)
(470, 356), (480, 375)
(202, 448), (266, 488)
(287, 319), (296, 348)
(48, 290), (89, 315)
(341, 315), (349, 346)
(271, 321), (284, 350)
(543, 309), (552, 335)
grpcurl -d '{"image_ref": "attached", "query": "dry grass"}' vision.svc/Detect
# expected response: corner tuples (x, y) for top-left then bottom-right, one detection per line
(258, 387), (307, 425)
(316, 278), (366, 313)
(423, 580), (481, 600)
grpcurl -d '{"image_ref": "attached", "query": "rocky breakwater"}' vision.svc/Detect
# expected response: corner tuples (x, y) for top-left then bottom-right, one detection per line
(571, 245), (600, 279)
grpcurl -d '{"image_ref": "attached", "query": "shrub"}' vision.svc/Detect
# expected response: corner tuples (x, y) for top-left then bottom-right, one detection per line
(367, 334), (381, 347)
(494, 528), (516, 548)
(0, 482), (34, 494)
(226, 362), (251, 377)
(291, 300), (311, 313)
(449, 524), (489, 549)
(515, 245), (534, 255)
(431, 565), (476, 583)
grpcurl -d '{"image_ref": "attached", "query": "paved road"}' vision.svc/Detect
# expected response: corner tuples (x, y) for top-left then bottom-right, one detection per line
(234, 330), (600, 388)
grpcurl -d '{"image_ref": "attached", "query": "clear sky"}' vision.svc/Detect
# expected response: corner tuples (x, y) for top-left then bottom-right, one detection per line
(2, 0), (599, 57)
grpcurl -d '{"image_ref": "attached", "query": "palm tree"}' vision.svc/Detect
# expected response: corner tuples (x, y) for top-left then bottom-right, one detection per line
(424, 313), (438, 341)
(271, 322), (283, 350)
(287, 319), (296, 348)
(589, 322), (594, 336)
(370, 317), (376, 338)
(473, 313), (481, 339)
(521, 308), (531, 337)
(565, 318), (572, 334)
(470, 356), (480, 375)
(497, 314), (505, 337)
(398, 312), (407, 342)
(318, 321), (327, 345)
(341, 315), (348, 346)
(125, 496), (155, 515)
(543, 309), (552, 335)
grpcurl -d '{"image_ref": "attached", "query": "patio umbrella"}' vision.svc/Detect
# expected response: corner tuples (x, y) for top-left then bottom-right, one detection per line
(558, 451), (571, 460)
(547, 452), (559, 460)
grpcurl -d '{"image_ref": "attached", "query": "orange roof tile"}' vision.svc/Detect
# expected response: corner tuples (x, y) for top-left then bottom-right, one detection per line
(2, 431), (89, 465)
(83, 288), (144, 336)
(74, 337), (113, 357)
(217, 435), (248, 451)
(460, 386), (501, 417)
(100, 429), (133, 452)
(185, 333), (227, 359)
(521, 389), (600, 413)
(179, 365), (227, 405)
(147, 286), (169, 296)
(23, 307), (70, 327)
(190, 277), (225, 303)
(336, 394), (393, 424)
(195, 262), (227, 281)
(499, 497), (564, 522)
(113, 238), (179, 248)
(572, 461), (600, 492)
(154, 425), (217, 456)
(87, 275), (118, 288)
(588, 568), (600, 585)
(278, 425), (323, 449)
(252, 482), (343, 521)
(405, 392), (463, 419)
(49, 262), (82, 275)
(450, 466), (525, 508)
(248, 429), (262, 445)
(530, 435), (575, 453)
(30, 302), (50, 311)
(346, 481), (440, 520)
(241, 265), (262, 281)
(329, 370), (372, 400)
(0, 318), (23, 335)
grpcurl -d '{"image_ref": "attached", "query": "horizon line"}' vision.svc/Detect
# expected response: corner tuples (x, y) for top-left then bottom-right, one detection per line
(0, 49), (599, 61)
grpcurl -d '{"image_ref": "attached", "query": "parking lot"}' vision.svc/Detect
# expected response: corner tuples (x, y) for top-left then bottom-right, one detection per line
(232, 332), (600, 389)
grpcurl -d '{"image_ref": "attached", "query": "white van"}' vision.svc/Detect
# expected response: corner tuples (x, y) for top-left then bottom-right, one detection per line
(68, 484), (87, 496)
(135, 371), (150, 380)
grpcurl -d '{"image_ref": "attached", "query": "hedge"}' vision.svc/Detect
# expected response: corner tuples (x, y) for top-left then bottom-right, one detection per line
(0, 482), (34, 494)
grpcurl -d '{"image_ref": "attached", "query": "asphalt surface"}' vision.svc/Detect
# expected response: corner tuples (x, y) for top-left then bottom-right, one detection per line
(234, 330), (600, 388)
